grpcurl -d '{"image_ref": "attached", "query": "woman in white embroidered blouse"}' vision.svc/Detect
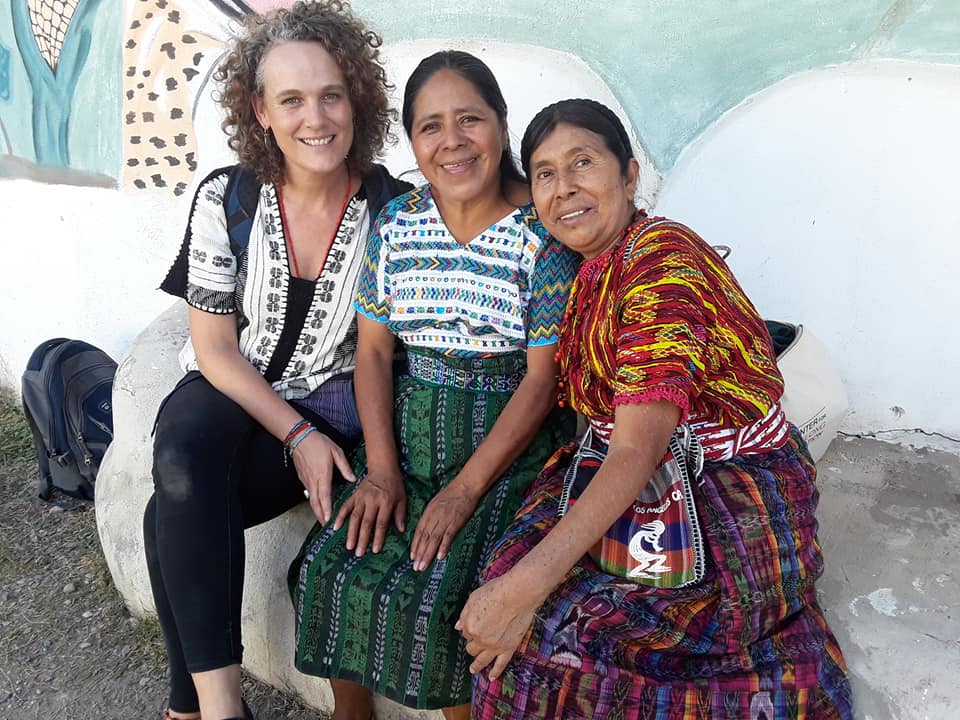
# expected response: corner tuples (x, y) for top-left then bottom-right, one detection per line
(144, 4), (408, 720)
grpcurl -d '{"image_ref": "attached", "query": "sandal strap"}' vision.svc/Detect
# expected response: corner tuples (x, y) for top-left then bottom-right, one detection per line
(160, 698), (251, 720)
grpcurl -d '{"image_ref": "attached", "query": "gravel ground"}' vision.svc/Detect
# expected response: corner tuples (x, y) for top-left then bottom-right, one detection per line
(0, 392), (320, 720)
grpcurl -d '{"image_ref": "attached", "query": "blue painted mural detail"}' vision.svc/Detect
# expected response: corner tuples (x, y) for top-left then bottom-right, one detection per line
(11, 0), (104, 166)
(0, 42), (10, 101)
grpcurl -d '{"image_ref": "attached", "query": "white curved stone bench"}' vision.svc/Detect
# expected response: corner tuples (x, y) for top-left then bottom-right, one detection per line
(95, 301), (438, 719)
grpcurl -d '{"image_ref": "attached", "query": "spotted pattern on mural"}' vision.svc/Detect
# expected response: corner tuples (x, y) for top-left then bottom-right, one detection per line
(122, 0), (222, 195)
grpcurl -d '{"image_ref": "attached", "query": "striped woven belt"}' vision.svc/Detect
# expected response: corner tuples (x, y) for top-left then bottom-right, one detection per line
(588, 402), (790, 462)
(405, 349), (524, 393)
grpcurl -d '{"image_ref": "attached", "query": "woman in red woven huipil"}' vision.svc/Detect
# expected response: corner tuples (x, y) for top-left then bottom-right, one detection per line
(458, 99), (853, 720)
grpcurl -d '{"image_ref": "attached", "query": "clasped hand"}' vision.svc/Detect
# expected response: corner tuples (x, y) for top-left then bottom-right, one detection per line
(456, 571), (542, 680)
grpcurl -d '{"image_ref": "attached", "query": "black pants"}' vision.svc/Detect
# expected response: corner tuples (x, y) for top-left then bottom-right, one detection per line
(143, 372), (356, 712)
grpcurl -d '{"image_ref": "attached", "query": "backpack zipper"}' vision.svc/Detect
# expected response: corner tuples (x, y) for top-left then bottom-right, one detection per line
(63, 363), (114, 472)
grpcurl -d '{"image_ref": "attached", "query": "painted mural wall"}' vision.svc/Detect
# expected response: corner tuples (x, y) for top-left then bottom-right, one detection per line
(5, 1), (959, 185)
(1, 0), (959, 446)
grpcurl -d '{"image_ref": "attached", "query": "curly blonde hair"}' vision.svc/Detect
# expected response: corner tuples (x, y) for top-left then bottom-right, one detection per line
(215, 0), (394, 185)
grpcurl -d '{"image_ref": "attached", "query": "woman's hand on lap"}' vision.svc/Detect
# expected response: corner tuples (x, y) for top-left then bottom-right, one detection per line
(410, 483), (479, 571)
(457, 571), (544, 680)
(334, 468), (406, 556)
(292, 431), (356, 525)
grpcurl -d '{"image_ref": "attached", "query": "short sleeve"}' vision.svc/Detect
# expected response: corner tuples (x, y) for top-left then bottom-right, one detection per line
(161, 171), (237, 314)
(612, 242), (711, 420)
(353, 201), (392, 322)
(523, 212), (577, 346)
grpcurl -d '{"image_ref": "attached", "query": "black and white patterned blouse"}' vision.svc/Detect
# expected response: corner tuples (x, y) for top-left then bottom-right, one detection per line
(165, 169), (370, 399)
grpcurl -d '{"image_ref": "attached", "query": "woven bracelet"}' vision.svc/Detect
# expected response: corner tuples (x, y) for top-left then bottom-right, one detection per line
(283, 419), (311, 447)
(288, 426), (317, 455)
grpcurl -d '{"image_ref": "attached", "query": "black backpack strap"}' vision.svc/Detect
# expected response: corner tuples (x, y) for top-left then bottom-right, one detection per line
(224, 166), (261, 258)
(361, 164), (413, 226)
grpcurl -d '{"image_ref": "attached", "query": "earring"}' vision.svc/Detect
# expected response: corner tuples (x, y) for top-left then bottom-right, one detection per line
(263, 127), (271, 145)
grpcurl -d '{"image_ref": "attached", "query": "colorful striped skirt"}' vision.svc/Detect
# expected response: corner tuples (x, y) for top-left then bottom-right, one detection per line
(472, 429), (854, 720)
(289, 347), (574, 709)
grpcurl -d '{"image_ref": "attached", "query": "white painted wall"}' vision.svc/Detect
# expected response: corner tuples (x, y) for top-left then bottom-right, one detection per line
(0, 39), (652, 388)
(655, 60), (960, 443)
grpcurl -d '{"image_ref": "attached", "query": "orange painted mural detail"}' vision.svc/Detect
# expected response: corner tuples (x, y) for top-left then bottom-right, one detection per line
(122, 0), (222, 195)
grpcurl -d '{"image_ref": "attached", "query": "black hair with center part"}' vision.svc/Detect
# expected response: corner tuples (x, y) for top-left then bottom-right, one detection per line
(521, 98), (634, 180)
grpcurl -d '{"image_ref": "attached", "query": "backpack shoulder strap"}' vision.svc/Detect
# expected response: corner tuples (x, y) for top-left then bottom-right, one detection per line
(224, 166), (262, 259)
(361, 164), (413, 226)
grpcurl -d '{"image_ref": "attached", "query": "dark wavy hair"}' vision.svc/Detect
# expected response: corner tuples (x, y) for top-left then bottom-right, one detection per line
(521, 98), (635, 180)
(401, 50), (526, 188)
(215, 0), (394, 185)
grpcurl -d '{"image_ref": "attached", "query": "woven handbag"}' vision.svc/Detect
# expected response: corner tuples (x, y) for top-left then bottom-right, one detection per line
(558, 425), (707, 588)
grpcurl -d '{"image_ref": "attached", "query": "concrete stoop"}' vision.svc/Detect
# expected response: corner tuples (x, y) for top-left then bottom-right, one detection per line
(814, 436), (960, 719)
(96, 301), (960, 719)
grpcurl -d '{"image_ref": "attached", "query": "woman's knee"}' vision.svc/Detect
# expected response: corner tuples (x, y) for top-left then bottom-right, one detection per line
(151, 377), (251, 502)
(152, 435), (211, 503)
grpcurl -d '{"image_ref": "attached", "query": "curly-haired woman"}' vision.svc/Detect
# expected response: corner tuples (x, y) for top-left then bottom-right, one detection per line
(144, 3), (409, 719)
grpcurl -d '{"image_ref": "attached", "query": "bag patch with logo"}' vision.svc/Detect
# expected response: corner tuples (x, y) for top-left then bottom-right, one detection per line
(559, 425), (706, 588)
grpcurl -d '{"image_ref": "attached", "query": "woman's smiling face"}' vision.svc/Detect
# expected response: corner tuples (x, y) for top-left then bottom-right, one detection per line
(529, 122), (638, 259)
(252, 41), (354, 184)
(408, 69), (507, 205)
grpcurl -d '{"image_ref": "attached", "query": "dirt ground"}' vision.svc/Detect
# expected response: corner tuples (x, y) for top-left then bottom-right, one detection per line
(0, 394), (319, 720)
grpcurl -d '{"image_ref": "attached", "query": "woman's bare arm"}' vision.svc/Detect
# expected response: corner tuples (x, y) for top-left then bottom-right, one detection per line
(410, 342), (561, 570)
(188, 306), (354, 523)
(333, 314), (406, 555)
(456, 399), (680, 678)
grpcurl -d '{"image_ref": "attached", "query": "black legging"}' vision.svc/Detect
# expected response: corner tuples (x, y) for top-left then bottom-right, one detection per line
(143, 372), (356, 713)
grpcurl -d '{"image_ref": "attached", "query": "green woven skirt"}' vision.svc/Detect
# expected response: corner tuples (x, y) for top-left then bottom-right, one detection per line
(289, 347), (574, 709)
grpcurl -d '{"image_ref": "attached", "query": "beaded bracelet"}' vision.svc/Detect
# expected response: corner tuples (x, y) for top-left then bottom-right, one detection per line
(283, 419), (311, 447)
(286, 423), (313, 448)
(288, 425), (317, 455)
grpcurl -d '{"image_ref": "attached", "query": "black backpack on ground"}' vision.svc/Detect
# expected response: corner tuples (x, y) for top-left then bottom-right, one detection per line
(21, 338), (118, 501)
